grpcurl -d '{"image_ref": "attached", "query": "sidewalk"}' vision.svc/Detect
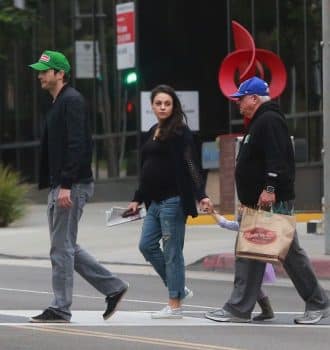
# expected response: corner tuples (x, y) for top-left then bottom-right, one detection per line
(0, 202), (329, 279)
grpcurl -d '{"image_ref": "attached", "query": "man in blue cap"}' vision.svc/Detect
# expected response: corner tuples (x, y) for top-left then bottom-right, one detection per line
(205, 76), (329, 325)
(28, 50), (128, 323)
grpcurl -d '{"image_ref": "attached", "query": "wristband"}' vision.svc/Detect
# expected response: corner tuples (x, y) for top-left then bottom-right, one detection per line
(265, 185), (275, 193)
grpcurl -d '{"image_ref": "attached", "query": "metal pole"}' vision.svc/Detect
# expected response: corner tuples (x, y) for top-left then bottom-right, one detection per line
(322, 0), (330, 254)
(226, 0), (232, 133)
(97, 0), (118, 177)
(135, 0), (141, 177)
(70, 0), (76, 88)
(50, 0), (56, 48)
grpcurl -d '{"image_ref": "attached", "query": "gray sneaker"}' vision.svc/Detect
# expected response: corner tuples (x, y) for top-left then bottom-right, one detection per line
(205, 308), (250, 323)
(294, 307), (330, 324)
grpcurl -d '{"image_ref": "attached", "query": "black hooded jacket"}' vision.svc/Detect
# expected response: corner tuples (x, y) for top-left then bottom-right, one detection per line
(235, 101), (295, 206)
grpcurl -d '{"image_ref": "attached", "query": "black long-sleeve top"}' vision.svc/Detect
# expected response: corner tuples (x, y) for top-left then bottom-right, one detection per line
(133, 124), (207, 217)
(38, 84), (93, 189)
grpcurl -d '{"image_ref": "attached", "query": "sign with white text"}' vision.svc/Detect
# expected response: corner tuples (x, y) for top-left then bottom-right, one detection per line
(140, 91), (200, 131)
(116, 2), (135, 70)
(75, 41), (100, 79)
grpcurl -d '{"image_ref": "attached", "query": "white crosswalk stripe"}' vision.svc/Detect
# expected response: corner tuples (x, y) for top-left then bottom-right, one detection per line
(0, 310), (215, 326)
(1, 310), (330, 328)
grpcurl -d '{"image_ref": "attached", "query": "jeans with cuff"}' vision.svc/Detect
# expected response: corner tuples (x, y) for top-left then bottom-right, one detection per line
(139, 196), (186, 300)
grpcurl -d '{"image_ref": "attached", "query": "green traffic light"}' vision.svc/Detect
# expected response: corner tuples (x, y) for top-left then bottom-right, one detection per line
(125, 71), (137, 84)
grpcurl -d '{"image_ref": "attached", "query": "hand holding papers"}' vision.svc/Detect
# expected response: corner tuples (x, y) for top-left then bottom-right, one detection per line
(105, 206), (146, 227)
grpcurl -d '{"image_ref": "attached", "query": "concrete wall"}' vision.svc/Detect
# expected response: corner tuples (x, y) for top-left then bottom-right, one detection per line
(295, 164), (323, 211)
(26, 177), (139, 204)
(26, 165), (322, 211)
(206, 164), (323, 213)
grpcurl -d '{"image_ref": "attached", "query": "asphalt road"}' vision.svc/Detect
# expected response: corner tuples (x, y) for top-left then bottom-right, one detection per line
(1, 263), (330, 350)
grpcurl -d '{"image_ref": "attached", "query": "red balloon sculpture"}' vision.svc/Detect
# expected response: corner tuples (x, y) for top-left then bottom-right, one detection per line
(218, 21), (287, 100)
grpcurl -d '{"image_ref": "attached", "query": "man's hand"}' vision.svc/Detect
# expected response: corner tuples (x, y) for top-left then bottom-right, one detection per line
(57, 188), (73, 208)
(258, 190), (276, 209)
(199, 197), (214, 213)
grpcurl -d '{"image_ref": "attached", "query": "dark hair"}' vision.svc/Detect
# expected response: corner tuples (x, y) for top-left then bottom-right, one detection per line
(54, 69), (70, 83)
(150, 84), (187, 140)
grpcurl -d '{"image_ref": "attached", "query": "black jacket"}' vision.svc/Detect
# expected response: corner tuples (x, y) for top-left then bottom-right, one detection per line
(133, 124), (207, 217)
(235, 101), (295, 206)
(39, 84), (93, 189)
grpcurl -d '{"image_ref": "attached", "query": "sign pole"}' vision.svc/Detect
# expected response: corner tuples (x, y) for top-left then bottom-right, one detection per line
(323, 0), (330, 254)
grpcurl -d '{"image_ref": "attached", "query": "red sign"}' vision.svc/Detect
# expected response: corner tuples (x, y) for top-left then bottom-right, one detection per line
(117, 11), (135, 44)
(116, 2), (135, 70)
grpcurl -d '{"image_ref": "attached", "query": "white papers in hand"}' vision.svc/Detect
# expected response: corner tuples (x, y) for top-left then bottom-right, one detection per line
(105, 207), (146, 227)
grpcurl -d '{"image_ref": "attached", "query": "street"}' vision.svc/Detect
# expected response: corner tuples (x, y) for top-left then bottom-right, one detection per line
(1, 262), (330, 350)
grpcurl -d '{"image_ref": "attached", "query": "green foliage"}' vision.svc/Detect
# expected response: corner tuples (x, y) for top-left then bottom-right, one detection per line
(0, 0), (37, 32)
(0, 164), (28, 227)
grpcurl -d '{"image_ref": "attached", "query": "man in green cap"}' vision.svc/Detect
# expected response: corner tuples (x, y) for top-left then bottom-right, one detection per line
(28, 50), (128, 323)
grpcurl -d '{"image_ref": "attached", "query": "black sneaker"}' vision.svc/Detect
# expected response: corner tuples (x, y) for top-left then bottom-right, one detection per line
(103, 283), (129, 320)
(29, 309), (70, 323)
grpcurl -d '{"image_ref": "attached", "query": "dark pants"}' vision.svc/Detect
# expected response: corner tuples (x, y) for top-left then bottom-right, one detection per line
(224, 202), (329, 319)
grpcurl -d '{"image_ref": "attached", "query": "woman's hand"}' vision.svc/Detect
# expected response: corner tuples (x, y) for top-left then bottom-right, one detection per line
(121, 202), (140, 218)
(199, 197), (214, 213)
(128, 201), (140, 213)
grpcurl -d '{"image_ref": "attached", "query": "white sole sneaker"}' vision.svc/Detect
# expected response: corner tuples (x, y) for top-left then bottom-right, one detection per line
(151, 306), (183, 319)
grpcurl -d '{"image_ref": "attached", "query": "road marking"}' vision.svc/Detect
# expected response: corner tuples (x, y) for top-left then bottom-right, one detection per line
(0, 287), (214, 309)
(0, 310), (330, 329)
(0, 310), (215, 326)
(11, 325), (243, 350)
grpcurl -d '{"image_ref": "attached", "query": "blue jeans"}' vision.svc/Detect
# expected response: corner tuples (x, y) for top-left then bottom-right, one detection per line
(139, 196), (186, 300)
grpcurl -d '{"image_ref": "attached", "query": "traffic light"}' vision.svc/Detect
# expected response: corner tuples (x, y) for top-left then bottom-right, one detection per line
(124, 71), (137, 85)
(126, 101), (134, 113)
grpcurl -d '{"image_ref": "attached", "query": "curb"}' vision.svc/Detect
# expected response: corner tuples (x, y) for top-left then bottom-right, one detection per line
(201, 253), (330, 280)
(187, 213), (323, 225)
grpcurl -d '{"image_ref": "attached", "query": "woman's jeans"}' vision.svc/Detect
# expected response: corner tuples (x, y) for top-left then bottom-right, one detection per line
(139, 196), (186, 300)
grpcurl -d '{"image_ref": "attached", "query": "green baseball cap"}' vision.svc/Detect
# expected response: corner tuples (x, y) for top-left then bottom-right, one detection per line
(29, 50), (71, 73)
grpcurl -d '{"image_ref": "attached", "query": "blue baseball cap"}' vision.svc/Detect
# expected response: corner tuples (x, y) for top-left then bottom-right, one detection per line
(230, 76), (270, 98)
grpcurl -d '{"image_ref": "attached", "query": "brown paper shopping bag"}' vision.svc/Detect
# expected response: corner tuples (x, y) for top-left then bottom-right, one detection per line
(235, 206), (296, 263)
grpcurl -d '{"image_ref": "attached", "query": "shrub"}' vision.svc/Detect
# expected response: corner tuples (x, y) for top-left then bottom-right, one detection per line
(0, 164), (28, 227)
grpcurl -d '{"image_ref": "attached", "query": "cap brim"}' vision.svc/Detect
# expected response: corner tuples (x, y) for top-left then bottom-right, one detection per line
(229, 92), (245, 98)
(28, 62), (50, 71)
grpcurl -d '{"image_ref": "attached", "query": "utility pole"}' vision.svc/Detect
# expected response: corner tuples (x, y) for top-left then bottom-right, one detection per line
(97, 0), (118, 177)
(322, 0), (330, 254)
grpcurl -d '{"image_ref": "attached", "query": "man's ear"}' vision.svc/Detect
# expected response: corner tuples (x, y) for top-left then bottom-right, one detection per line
(55, 70), (65, 81)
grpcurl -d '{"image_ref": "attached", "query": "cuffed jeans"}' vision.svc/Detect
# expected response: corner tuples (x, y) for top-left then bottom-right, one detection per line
(47, 183), (127, 320)
(224, 200), (329, 319)
(139, 196), (186, 300)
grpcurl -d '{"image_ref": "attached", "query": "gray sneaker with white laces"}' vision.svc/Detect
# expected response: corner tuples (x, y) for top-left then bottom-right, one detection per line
(151, 305), (183, 319)
(205, 308), (250, 323)
(294, 307), (330, 324)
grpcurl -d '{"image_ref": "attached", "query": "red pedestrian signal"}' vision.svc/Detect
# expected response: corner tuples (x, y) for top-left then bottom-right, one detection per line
(126, 101), (134, 113)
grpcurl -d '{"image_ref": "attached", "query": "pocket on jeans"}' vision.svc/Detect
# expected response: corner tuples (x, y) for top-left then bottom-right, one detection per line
(77, 183), (94, 209)
(161, 197), (183, 218)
